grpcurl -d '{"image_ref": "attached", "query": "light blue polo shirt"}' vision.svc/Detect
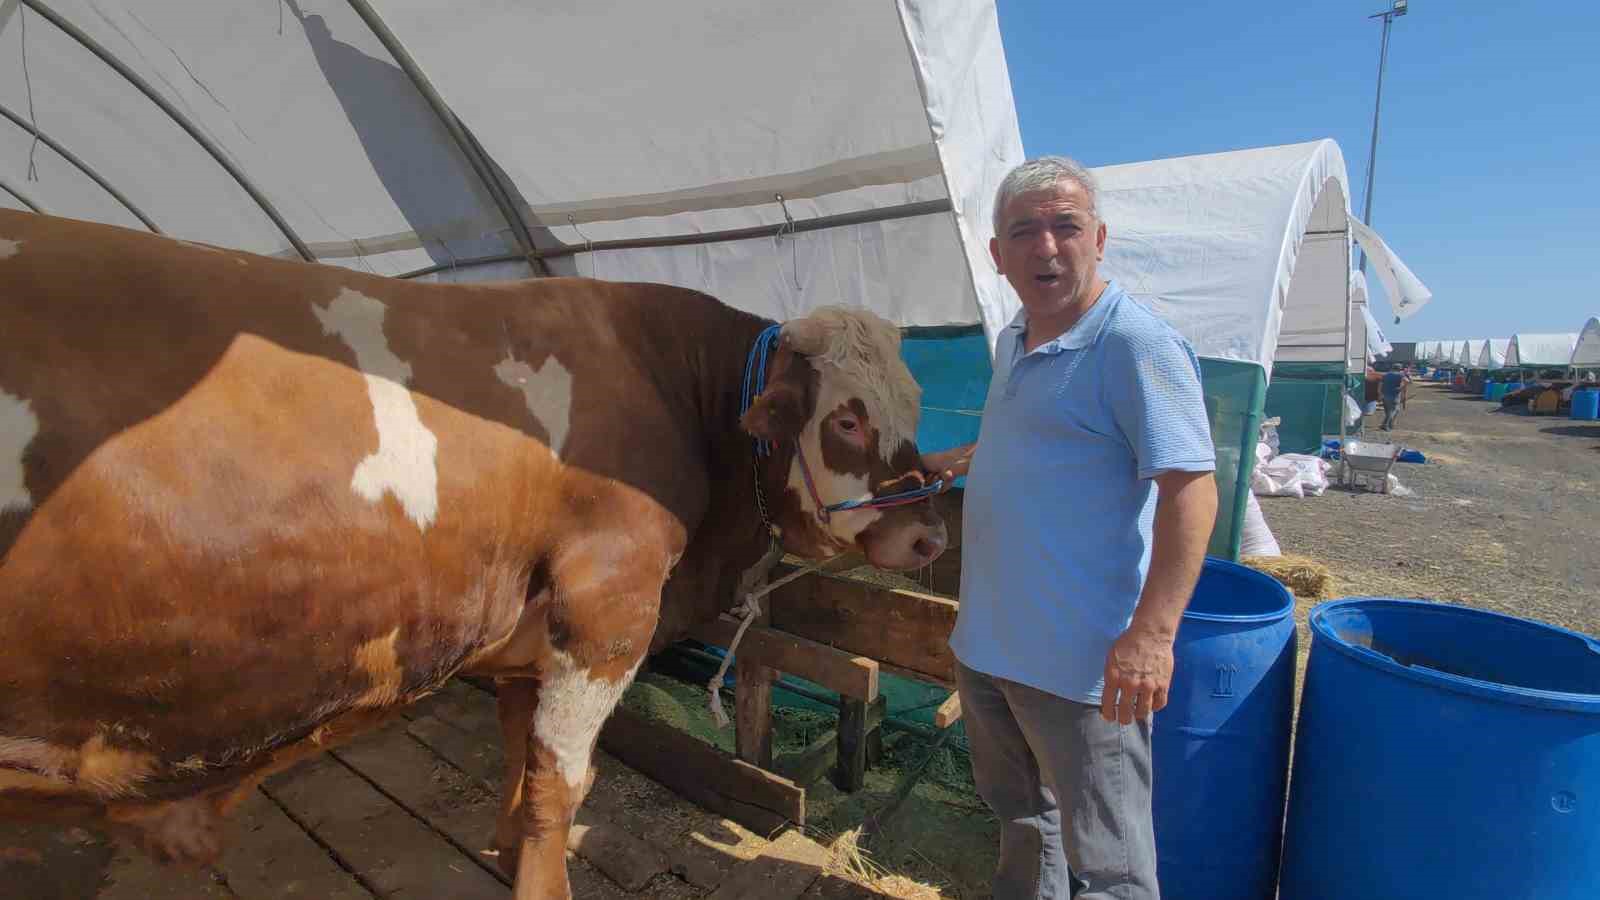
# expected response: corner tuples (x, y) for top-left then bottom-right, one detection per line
(949, 281), (1216, 705)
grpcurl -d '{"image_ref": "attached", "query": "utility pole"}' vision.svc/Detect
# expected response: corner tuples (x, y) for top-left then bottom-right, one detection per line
(1359, 0), (1409, 274)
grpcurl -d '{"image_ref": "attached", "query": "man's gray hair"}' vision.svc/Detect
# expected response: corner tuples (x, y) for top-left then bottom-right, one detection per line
(991, 156), (1099, 235)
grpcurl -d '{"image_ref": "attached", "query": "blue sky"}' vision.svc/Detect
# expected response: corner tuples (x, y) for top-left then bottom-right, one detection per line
(994, 0), (1600, 344)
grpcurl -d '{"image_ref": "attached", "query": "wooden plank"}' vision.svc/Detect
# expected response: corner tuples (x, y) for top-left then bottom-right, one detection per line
(769, 571), (959, 684)
(774, 730), (838, 788)
(261, 749), (506, 900)
(934, 693), (963, 729)
(410, 679), (737, 892)
(692, 614), (880, 702)
(707, 829), (830, 900)
(599, 705), (803, 836)
(736, 658), (776, 769)
(219, 790), (373, 900)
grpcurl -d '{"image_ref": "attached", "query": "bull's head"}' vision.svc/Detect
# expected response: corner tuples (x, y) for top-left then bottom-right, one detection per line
(741, 307), (947, 571)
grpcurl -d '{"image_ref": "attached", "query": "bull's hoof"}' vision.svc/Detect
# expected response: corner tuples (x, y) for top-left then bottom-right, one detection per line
(108, 797), (225, 867)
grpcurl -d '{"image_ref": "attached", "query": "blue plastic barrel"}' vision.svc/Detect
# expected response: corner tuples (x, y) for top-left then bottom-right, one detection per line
(1152, 558), (1297, 900)
(1280, 599), (1600, 900)
(1481, 380), (1495, 399)
(1573, 389), (1600, 420)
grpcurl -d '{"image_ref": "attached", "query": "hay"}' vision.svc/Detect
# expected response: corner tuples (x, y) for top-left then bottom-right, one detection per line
(1242, 553), (1334, 599)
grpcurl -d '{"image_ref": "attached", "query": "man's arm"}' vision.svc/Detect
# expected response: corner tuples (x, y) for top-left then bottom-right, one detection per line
(1101, 468), (1217, 725)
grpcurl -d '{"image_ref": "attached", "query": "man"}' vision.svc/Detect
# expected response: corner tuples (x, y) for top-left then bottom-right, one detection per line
(922, 157), (1217, 900)
(1380, 366), (1410, 430)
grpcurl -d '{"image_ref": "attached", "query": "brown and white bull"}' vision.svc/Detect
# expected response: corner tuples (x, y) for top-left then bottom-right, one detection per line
(0, 210), (946, 899)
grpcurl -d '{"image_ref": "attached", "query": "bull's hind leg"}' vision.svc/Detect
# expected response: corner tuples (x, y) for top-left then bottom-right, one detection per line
(507, 533), (669, 900)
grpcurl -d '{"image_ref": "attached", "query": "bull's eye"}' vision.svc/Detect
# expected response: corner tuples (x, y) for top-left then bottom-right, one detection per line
(833, 415), (866, 444)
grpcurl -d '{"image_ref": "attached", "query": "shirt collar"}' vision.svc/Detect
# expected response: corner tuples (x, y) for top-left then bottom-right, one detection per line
(1005, 281), (1125, 355)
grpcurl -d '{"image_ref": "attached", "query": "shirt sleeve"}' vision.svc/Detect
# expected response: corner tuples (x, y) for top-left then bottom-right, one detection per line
(1104, 327), (1217, 480)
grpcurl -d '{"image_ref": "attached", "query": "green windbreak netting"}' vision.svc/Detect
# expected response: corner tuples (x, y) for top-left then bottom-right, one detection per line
(1265, 361), (1348, 455)
(901, 326), (992, 464)
(1198, 358), (1266, 561)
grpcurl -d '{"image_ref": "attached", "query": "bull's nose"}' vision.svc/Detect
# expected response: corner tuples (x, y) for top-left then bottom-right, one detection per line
(913, 532), (946, 564)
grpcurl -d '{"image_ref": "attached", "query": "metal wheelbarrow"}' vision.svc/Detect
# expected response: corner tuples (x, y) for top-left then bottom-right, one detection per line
(1340, 439), (1403, 493)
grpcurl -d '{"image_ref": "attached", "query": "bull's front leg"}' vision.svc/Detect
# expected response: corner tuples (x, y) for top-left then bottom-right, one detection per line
(509, 535), (667, 900)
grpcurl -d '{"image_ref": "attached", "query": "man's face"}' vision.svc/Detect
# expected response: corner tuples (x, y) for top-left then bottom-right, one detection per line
(989, 180), (1107, 318)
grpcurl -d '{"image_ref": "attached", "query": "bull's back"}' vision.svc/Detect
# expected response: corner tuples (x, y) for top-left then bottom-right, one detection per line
(0, 212), (589, 801)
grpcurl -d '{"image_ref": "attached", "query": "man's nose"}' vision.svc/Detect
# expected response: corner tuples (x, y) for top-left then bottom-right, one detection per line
(1032, 230), (1058, 258)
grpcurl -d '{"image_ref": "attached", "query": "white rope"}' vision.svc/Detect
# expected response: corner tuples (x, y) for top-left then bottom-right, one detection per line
(706, 547), (827, 728)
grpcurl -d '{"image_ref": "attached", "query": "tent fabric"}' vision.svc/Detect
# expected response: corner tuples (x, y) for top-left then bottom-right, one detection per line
(1348, 270), (1389, 369)
(1350, 217), (1432, 321)
(1506, 332), (1580, 368)
(0, 0), (1023, 341)
(1476, 338), (1510, 369)
(1092, 139), (1353, 372)
(1457, 339), (1484, 367)
(1572, 318), (1600, 368)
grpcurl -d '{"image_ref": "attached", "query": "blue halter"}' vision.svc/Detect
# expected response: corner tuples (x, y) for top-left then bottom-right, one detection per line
(740, 326), (943, 523)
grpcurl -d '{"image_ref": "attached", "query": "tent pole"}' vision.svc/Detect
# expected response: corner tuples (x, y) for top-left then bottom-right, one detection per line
(19, 1), (312, 260)
(0, 102), (162, 233)
(1341, 218), (1351, 479)
(343, 0), (550, 277)
(0, 176), (46, 214)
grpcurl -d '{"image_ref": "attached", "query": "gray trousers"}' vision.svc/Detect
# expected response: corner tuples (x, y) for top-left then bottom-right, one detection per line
(956, 660), (1159, 900)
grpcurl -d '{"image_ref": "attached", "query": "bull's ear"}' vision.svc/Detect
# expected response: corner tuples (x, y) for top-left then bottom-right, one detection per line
(742, 381), (807, 443)
(742, 345), (811, 443)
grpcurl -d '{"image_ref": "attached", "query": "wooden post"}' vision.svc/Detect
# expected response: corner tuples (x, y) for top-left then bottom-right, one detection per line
(735, 599), (777, 770)
(833, 698), (868, 792)
(735, 656), (776, 770)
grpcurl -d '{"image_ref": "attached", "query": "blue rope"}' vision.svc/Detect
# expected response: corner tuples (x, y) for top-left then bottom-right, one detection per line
(740, 324), (783, 457)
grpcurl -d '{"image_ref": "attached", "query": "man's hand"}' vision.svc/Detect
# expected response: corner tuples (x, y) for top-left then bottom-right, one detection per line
(919, 443), (975, 489)
(1101, 621), (1177, 725)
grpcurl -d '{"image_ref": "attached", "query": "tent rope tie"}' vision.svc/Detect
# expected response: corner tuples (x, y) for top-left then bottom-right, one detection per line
(20, 5), (41, 181)
(773, 193), (801, 291)
(567, 213), (595, 276)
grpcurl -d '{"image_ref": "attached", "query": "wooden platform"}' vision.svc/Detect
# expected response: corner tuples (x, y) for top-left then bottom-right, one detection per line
(0, 681), (900, 899)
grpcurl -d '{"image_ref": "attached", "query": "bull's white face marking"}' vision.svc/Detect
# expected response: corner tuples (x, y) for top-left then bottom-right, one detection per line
(1, 389), (39, 513)
(781, 306), (921, 464)
(313, 289), (439, 530)
(494, 355), (573, 458)
(533, 651), (641, 788)
(787, 375), (882, 547)
(0, 238), (19, 259)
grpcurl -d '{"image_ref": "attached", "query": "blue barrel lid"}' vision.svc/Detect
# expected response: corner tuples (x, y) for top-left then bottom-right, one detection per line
(1183, 557), (1295, 624)
(1310, 598), (1600, 714)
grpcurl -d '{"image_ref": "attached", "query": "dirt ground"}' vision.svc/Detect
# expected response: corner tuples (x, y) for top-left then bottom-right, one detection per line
(1262, 380), (1599, 643)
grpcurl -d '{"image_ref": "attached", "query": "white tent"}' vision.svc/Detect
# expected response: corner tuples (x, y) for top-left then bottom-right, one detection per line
(1571, 318), (1600, 369)
(1506, 333), (1580, 368)
(1350, 270), (1390, 370)
(1476, 338), (1510, 369)
(0, 0), (1023, 343)
(1094, 139), (1383, 374)
(1417, 340), (1437, 362)
(1456, 339), (1482, 367)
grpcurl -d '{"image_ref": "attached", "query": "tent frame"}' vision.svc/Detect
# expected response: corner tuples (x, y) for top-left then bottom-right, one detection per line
(0, 102), (160, 231)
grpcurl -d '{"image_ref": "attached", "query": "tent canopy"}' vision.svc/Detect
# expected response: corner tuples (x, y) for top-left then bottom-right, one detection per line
(1572, 318), (1600, 369)
(1506, 332), (1580, 368)
(1476, 338), (1510, 369)
(1093, 140), (1350, 372)
(1090, 139), (1428, 374)
(0, 0), (1023, 342)
(1456, 339), (1484, 366)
